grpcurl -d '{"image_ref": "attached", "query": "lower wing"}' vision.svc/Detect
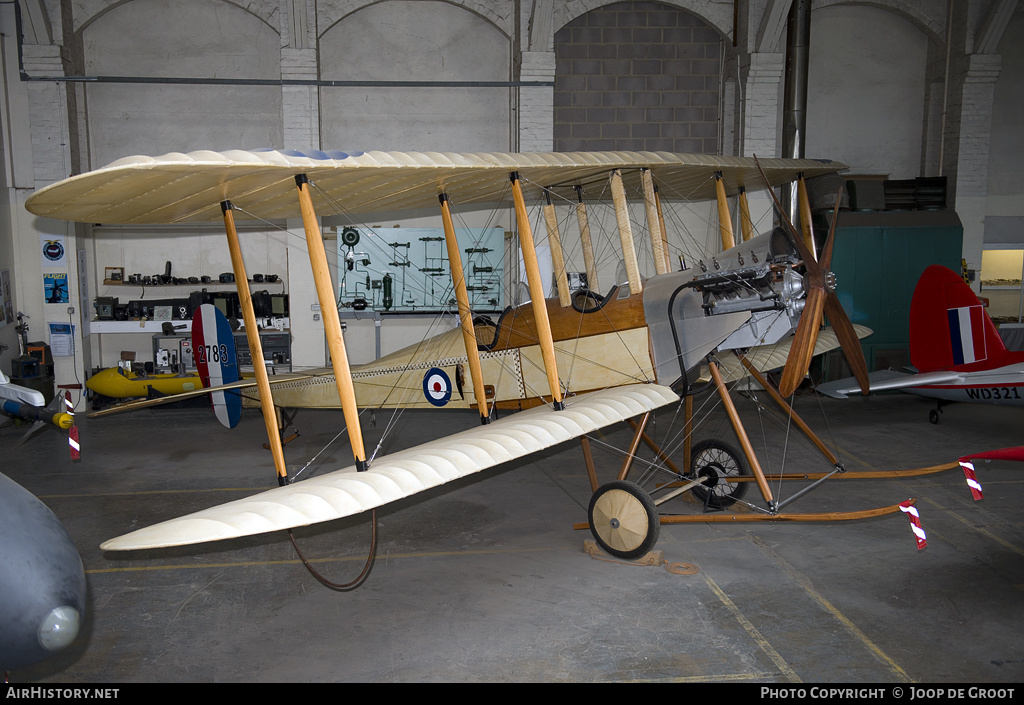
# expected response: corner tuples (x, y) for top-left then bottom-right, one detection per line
(100, 383), (679, 551)
(712, 324), (873, 384)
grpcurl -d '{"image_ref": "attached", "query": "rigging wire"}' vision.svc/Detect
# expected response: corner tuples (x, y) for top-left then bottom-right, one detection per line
(248, 169), (831, 530)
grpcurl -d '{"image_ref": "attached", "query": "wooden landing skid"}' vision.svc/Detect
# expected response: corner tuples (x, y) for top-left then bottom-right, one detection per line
(573, 498), (917, 531)
(655, 499), (917, 524)
(261, 407), (301, 450)
(658, 461), (959, 485)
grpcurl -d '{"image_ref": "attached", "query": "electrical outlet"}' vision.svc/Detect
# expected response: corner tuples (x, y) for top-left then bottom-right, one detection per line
(67, 306), (75, 315)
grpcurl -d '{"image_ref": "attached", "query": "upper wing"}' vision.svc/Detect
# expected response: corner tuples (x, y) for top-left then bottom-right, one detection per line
(25, 149), (845, 225)
(100, 383), (679, 551)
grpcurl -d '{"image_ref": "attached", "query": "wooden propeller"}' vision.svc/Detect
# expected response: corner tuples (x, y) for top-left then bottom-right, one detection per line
(754, 160), (870, 397)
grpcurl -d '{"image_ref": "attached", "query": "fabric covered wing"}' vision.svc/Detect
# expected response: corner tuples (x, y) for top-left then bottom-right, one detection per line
(26, 149), (845, 225)
(100, 383), (679, 551)
(714, 324), (873, 383)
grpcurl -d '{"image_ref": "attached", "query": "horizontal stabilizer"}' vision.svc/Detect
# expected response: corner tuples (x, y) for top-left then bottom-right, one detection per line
(814, 369), (962, 398)
(100, 383), (679, 551)
(0, 379), (46, 407)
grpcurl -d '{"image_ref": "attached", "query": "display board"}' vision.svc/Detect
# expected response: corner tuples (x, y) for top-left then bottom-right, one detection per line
(336, 226), (505, 313)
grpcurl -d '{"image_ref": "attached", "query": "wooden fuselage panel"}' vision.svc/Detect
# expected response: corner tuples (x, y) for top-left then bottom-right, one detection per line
(249, 292), (654, 410)
(485, 288), (647, 352)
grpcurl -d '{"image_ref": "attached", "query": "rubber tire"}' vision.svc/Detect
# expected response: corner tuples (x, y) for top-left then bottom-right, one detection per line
(690, 439), (750, 508)
(588, 480), (660, 560)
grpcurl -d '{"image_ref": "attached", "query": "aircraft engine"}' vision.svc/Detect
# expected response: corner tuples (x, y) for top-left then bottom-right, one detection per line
(643, 228), (811, 388)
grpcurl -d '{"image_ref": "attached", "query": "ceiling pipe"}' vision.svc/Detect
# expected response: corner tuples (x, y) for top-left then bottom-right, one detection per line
(781, 0), (812, 225)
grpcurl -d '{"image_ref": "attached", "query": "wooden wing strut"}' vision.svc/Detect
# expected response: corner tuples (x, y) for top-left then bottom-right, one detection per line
(439, 193), (491, 424)
(574, 186), (600, 292)
(641, 170), (668, 275)
(542, 192), (572, 308)
(221, 201), (289, 485)
(609, 169), (643, 294)
(738, 187), (754, 242)
(295, 175), (368, 471)
(715, 172), (735, 252)
(510, 172), (564, 410)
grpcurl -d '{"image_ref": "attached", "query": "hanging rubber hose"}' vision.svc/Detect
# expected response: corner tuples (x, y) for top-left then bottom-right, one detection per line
(287, 509), (377, 591)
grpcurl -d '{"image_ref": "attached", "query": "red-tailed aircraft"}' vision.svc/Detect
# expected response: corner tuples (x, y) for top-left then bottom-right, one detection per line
(816, 264), (1024, 423)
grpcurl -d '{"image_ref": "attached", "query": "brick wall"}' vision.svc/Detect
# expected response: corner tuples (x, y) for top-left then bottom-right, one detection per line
(553, 1), (722, 153)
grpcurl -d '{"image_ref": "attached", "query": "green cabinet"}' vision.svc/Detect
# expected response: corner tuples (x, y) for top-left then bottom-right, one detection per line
(820, 210), (962, 379)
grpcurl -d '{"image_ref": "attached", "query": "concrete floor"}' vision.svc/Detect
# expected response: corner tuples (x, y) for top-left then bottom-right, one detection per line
(3, 385), (1023, 683)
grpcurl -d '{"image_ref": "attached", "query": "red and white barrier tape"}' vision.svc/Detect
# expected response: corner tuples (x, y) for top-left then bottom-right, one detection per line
(65, 390), (80, 461)
(959, 460), (983, 501)
(899, 500), (926, 550)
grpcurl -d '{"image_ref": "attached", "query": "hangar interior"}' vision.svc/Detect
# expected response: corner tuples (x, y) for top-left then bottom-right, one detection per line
(2, 0), (1024, 684)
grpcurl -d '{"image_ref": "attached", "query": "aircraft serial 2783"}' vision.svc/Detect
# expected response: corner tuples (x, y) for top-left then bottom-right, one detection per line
(25, 148), (967, 566)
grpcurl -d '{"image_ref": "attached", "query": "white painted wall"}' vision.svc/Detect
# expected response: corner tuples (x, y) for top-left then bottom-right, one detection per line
(805, 5), (928, 178)
(988, 10), (1024, 207)
(81, 0), (283, 167)
(318, 1), (511, 152)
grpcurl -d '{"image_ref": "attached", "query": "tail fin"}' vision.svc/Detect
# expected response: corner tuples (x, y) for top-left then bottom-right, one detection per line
(192, 303), (242, 428)
(909, 265), (1007, 373)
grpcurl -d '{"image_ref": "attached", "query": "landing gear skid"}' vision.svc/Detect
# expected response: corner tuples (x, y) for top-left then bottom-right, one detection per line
(262, 407), (301, 450)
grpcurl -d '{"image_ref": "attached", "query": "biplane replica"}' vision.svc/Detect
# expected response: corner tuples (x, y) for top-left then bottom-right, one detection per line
(26, 148), (963, 564)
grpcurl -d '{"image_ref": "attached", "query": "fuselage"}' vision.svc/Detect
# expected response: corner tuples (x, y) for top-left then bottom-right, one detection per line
(908, 361), (1024, 407)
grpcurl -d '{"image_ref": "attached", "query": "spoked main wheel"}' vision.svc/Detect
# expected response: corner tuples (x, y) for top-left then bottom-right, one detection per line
(690, 440), (750, 509)
(588, 480), (660, 560)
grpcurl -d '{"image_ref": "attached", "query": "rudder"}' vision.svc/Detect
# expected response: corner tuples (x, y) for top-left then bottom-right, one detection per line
(192, 303), (242, 428)
(909, 265), (1006, 373)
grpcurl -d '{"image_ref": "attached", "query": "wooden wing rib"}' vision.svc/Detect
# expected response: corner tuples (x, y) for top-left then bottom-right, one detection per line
(26, 149), (845, 225)
(100, 383), (679, 551)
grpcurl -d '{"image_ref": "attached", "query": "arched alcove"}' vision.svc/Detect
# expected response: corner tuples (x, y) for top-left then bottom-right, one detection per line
(79, 0), (282, 166)
(553, 1), (724, 153)
(805, 4), (928, 178)
(319, 0), (510, 151)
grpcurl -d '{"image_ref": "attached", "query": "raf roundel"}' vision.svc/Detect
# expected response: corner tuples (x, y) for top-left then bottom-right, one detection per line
(423, 367), (452, 407)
